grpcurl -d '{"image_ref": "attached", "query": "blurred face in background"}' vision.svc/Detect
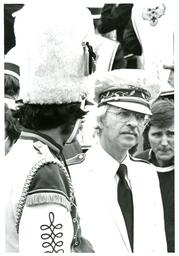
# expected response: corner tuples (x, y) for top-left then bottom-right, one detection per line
(148, 124), (174, 166)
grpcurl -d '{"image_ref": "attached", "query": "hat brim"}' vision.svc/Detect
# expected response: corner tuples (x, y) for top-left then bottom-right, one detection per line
(107, 101), (152, 115)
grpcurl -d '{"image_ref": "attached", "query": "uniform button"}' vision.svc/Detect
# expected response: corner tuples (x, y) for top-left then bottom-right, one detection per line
(78, 154), (83, 159)
(34, 141), (42, 148)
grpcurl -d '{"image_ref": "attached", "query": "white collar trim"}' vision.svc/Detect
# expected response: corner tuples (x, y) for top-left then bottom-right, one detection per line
(157, 165), (174, 173)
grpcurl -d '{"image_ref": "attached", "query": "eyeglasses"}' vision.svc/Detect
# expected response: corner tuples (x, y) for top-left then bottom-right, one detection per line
(107, 109), (147, 122)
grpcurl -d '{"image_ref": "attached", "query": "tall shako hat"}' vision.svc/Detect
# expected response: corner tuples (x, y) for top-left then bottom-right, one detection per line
(94, 69), (161, 115)
(14, 0), (97, 105)
(4, 47), (20, 80)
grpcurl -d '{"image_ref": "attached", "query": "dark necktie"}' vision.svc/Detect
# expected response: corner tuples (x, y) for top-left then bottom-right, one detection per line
(117, 164), (134, 252)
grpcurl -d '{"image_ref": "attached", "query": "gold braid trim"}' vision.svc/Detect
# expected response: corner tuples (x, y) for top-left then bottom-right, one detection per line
(15, 157), (74, 234)
(26, 192), (71, 210)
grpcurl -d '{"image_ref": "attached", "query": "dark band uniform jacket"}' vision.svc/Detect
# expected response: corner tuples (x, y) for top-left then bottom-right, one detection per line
(5, 129), (94, 252)
(136, 148), (174, 252)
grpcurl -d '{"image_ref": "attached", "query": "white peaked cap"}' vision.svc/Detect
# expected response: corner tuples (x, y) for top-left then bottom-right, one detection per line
(94, 69), (161, 115)
(14, 0), (96, 104)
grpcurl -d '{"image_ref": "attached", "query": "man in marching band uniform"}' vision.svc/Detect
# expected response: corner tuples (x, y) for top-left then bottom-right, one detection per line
(70, 69), (167, 254)
(5, 1), (98, 253)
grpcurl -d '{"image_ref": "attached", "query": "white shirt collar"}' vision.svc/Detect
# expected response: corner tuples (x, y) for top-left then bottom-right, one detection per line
(90, 142), (131, 179)
(90, 142), (119, 179)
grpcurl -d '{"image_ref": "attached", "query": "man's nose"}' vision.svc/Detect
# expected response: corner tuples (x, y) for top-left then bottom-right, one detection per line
(126, 114), (138, 127)
(160, 134), (169, 146)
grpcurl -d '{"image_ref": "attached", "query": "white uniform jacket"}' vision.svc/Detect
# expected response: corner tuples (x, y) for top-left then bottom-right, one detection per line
(5, 130), (94, 253)
(69, 143), (167, 254)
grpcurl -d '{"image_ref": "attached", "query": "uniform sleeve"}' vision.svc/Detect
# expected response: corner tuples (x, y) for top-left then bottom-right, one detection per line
(97, 4), (133, 34)
(18, 163), (74, 253)
(26, 163), (71, 211)
(19, 203), (73, 253)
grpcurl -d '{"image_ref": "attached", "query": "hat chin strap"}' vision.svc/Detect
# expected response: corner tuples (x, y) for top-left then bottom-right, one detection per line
(66, 98), (86, 144)
(65, 119), (81, 144)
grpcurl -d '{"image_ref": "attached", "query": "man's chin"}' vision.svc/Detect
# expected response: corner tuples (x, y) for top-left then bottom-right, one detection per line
(120, 142), (136, 150)
(158, 155), (173, 162)
(120, 137), (137, 147)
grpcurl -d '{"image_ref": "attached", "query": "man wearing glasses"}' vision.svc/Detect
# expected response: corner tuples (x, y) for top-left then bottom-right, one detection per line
(69, 69), (167, 254)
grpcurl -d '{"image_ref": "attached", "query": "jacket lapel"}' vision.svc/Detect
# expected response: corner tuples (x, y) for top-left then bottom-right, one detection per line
(92, 162), (132, 252)
(88, 145), (132, 252)
(102, 181), (132, 252)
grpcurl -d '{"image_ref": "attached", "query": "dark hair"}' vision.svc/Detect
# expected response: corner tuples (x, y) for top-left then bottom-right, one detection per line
(129, 144), (138, 156)
(5, 103), (20, 142)
(142, 124), (151, 150)
(143, 99), (174, 150)
(4, 74), (20, 97)
(14, 102), (87, 130)
(150, 98), (174, 128)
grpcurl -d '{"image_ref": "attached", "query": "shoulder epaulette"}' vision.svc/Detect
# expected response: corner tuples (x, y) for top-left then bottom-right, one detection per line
(66, 153), (86, 166)
(129, 155), (150, 164)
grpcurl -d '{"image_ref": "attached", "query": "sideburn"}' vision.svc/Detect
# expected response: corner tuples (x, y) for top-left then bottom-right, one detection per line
(60, 122), (75, 136)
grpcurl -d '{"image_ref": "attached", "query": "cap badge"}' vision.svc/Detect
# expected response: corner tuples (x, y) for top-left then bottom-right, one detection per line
(142, 3), (166, 26)
(99, 86), (151, 105)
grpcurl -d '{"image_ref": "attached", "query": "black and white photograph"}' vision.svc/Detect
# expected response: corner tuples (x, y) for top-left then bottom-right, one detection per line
(2, 0), (176, 254)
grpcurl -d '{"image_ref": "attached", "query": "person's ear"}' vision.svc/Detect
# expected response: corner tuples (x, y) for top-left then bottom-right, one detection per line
(98, 119), (105, 130)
